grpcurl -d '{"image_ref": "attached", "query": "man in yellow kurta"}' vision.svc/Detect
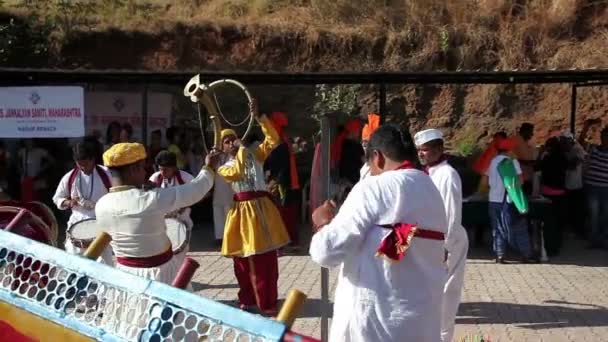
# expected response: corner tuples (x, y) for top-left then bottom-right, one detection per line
(216, 100), (290, 315)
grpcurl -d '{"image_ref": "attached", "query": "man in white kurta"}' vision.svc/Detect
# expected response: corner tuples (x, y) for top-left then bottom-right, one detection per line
(149, 150), (195, 229)
(52, 139), (114, 265)
(96, 143), (215, 285)
(213, 131), (236, 244)
(310, 125), (448, 342)
(149, 150), (196, 266)
(415, 129), (469, 342)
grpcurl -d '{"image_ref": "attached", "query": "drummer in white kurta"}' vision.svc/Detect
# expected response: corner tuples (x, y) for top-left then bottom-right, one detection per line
(149, 150), (195, 229)
(52, 139), (114, 265)
(415, 128), (469, 342)
(310, 125), (448, 342)
(149, 150), (196, 266)
(95, 142), (216, 285)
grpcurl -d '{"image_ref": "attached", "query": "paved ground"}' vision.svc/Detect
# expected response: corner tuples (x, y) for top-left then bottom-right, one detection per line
(188, 226), (608, 342)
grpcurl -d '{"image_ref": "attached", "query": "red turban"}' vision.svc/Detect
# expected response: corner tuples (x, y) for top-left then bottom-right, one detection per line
(269, 111), (299, 190)
(270, 112), (288, 128)
(331, 118), (362, 167)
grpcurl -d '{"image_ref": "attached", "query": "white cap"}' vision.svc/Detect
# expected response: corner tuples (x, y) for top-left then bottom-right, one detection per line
(414, 129), (443, 146)
(561, 130), (574, 139)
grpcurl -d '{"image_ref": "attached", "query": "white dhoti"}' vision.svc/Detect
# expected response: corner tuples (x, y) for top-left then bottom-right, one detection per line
(212, 203), (231, 240)
(64, 237), (114, 266)
(441, 226), (469, 342)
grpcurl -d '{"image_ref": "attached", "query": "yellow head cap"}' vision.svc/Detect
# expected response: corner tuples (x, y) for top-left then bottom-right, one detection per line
(221, 129), (237, 140)
(103, 143), (147, 167)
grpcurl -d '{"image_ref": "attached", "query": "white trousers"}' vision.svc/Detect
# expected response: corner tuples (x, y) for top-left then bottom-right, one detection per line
(441, 227), (469, 342)
(65, 238), (114, 266)
(212, 203), (231, 240)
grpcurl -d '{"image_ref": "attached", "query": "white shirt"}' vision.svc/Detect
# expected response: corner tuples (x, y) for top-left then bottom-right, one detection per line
(310, 168), (447, 342)
(428, 160), (467, 253)
(52, 166), (112, 228)
(96, 168), (214, 258)
(149, 170), (195, 229)
(359, 163), (371, 181)
(213, 154), (235, 206)
(19, 147), (52, 190)
(486, 155), (522, 203)
(149, 170), (195, 188)
(19, 147), (51, 178)
(565, 144), (586, 190)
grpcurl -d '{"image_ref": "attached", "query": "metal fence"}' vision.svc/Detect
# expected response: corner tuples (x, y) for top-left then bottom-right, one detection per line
(0, 230), (296, 342)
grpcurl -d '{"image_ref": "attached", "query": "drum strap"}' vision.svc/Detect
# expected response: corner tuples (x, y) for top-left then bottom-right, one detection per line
(67, 166), (111, 195)
(154, 172), (185, 187)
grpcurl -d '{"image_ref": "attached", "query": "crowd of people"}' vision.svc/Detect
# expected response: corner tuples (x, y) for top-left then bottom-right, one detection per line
(472, 119), (608, 259)
(2, 100), (608, 342)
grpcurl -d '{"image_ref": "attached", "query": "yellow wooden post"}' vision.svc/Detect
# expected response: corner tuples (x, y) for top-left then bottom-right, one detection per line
(83, 232), (112, 260)
(276, 289), (307, 328)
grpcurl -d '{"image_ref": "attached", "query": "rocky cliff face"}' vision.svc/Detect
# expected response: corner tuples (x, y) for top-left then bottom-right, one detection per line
(3, 2), (608, 148)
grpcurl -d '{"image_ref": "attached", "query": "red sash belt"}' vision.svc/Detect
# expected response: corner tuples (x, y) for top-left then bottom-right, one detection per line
(377, 223), (445, 262)
(233, 191), (270, 202)
(115, 248), (172, 268)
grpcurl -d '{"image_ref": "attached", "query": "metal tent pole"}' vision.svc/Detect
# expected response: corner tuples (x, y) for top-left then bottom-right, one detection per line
(319, 114), (332, 342)
(142, 85), (149, 144)
(379, 83), (387, 123)
(570, 85), (577, 135)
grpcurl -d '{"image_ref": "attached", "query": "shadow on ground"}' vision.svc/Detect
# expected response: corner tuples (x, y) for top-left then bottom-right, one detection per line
(191, 281), (239, 292)
(457, 301), (608, 329)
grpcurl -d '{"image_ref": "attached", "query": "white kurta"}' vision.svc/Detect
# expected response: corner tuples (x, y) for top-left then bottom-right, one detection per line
(212, 154), (235, 240)
(96, 167), (214, 285)
(52, 166), (114, 265)
(149, 170), (195, 229)
(428, 160), (469, 342)
(359, 162), (371, 180)
(310, 168), (448, 342)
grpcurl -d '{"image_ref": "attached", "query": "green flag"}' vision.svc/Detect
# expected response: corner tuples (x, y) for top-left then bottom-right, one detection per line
(497, 157), (529, 214)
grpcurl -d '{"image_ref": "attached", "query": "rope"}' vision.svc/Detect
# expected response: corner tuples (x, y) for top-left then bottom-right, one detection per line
(212, 90), (251, 127)
(196, 102), (209, 154)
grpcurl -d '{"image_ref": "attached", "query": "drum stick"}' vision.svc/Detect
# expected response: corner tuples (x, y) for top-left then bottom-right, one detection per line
(276, 289), (307, 328)
(171, 257), (200, 289)
(5, 208), (28, 231)
(83, 232), (112, 260)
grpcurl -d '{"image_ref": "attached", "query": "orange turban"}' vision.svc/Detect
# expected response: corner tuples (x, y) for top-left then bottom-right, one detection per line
(472, 136), (516, 175)
(362, 113), (380, 141)
(497, 137), (517, 151)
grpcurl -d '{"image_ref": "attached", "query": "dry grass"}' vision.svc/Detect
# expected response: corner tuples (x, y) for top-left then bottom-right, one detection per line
(1, 0), (608, 70)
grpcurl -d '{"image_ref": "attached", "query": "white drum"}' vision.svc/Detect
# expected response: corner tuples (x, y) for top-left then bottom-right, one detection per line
(67, 218), (102, 249)
(165, 218), (189, 255)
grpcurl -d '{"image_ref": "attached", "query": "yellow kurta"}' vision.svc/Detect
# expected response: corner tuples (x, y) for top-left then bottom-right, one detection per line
(217, 116), (290, 257)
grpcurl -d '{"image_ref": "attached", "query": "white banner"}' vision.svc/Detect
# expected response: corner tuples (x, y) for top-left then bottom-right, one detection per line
(85, 91), (172, 144)
(0, 86), (85, 138)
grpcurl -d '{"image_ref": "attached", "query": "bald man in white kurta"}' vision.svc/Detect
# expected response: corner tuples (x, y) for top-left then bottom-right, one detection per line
(309, 167), (448, 342)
